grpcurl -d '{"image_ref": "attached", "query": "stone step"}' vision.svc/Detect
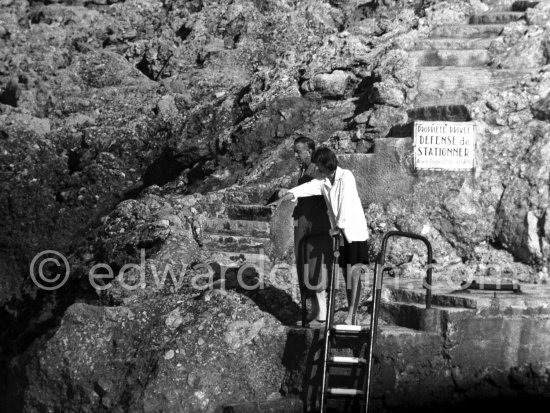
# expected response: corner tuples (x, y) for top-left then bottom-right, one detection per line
(226, 204), (273, 221)
(417, 66), (536, 89)
(386, 287), (478, 309)
(202, 234), (270, 253)
(408, 49), (490, 67)
(430, 24), (506, 39)
(384, 279), (550, 314)
(415, 67), (535, 105)
(469, 11), (525, 24)
(381, 301), (476, 331)
(204, 250), (273, 270)
(413, 95), (477, 107)
(201, 218), (270, 237)
(408, 104), (471, 122)
(411, 37), (495, 51)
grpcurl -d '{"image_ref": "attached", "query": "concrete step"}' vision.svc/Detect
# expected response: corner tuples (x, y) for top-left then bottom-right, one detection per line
(430, 24), (506, 38)
(411, 37), (495, 51)
(408, 49), (490, 67)
(386, 287), (478, 309)
(408, 104), (471, 122)
(226, 204), (273, 221)
(384, 279), (550, 314)
(469, 11), (525, 24)
(380, 285), (478, 332)
(202, 218), (270, 237)
(415, 67), (535, 105)
(380, 301), (476, 331)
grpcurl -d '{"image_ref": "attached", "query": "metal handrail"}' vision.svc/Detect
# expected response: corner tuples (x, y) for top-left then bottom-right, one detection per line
(319, 234), (341, 413)
(377, 230), (434, 309)
(365, 230), (433, 413)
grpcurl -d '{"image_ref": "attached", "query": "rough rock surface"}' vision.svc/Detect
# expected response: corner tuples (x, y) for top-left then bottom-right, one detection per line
(23, 297), (288, 413)
(3, 0), (550, 411)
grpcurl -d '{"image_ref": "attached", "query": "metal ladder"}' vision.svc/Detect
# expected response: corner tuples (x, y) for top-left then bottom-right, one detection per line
(318, 231), (433, 412)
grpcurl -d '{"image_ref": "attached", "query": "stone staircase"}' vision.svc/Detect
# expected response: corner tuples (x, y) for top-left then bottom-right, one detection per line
(379, 283), (477, 332)
(341, 0), (544, 205)
(411, 3), (538, 107)
(200, 202), (274, 271)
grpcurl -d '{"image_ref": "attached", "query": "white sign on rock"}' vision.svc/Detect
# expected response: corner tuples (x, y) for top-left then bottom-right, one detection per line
(413, 121), (476, 170)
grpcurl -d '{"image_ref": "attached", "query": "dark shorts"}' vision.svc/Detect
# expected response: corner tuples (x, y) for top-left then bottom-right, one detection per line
(338, 236), (369, 267)
(337, 236), (368, 290)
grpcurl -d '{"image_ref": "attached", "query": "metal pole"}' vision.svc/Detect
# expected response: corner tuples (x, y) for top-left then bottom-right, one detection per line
(365, 230), (434, 412)
(364, 252), (383, 413)
(319, 234), (340, 413)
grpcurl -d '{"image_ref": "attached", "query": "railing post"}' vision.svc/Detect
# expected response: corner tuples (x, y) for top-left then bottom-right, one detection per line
(379, 231), (433, 309)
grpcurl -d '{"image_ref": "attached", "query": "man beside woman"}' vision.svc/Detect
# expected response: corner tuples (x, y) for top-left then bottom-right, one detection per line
(270, 146), (369, 326)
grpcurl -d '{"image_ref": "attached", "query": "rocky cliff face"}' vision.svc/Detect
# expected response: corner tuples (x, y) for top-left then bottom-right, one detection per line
(2, 0), (550, 411)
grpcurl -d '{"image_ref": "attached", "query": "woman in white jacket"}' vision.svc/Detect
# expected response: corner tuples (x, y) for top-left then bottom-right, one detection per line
(269, 147), (369, 326)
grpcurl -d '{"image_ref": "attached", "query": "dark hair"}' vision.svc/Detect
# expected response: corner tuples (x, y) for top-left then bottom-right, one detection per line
(311, 147), (337, 172)
(294, 136), (315, 151)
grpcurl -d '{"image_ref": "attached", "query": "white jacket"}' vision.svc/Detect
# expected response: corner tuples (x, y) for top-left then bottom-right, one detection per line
(289, 167), (369, 242)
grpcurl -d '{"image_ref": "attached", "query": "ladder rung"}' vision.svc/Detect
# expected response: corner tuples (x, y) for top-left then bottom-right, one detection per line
(332, 324), (369, 333)
(330, 356), (367, 365)
(327, 388), (365, 397)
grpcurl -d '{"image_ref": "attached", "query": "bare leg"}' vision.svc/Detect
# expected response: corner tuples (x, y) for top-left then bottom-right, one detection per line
(315, 290), (327, 321)
(308, 293), (318, 322)
(344, 269), (362, 325)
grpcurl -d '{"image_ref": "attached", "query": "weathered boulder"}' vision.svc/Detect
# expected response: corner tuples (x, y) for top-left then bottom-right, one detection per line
(423, 0), (473, 26)
(526, 2), (550, 28)
(493, 124), (550, 264)
(23, 296), (288, 413)
(20, 188), (301, 411)
(489, 23), (548, 69)
(301, 70), (357, 98)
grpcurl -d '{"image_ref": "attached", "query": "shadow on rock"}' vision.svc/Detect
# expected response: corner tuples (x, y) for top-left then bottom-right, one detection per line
(200, 262), (301, 326)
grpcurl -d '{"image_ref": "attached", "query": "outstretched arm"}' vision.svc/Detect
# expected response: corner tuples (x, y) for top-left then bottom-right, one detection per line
(267, 179), (323, 208)
(266, 191), (295, 208)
